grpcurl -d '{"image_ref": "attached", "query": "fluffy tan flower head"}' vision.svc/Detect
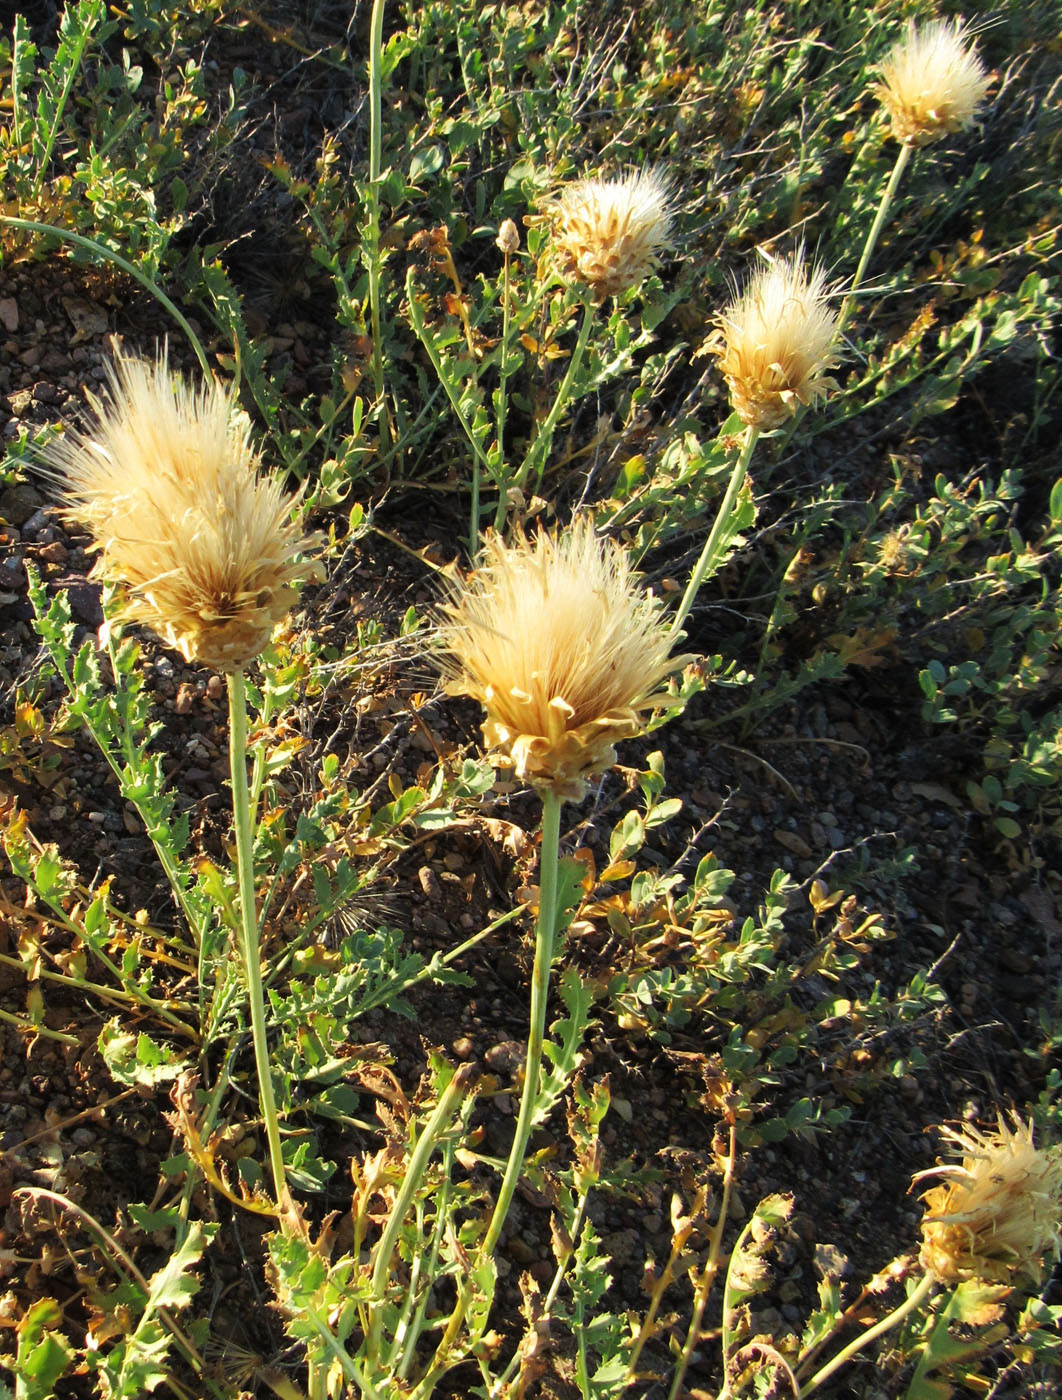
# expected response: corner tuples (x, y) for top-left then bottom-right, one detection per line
(440, 520), (683, 800)
(877, 19), (992, 147)
(545, 168), (674, 300)
(711, 252), (841, 432)
(915, 1114), (1062, 1287)
(47, 351), (320, 672)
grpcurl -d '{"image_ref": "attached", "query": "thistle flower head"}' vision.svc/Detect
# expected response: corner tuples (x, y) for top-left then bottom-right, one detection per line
(877, 19), (992, 148)
(711, 252), (841, 432)
(46, 350), (320, 672)
(440, 520), (682, 800)
(545, 168), (674, 301)
(915, 1114), (1062, 1287)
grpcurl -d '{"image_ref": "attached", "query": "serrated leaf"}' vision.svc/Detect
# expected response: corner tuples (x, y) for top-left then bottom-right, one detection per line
(14, 1299), (75, 1400)
(99, 1020), (190, 1088)
(144, 1219), (217, 1312)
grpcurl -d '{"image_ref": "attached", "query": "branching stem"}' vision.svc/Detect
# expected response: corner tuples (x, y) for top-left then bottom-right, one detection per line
(227, 670), (288, 1212)
(479, 787), (563, 1259)
(670, 425), (760, 642)
(839, 142), (913, 332)
(523, 300), (595, 496)
(797, 1271), (936, 1396)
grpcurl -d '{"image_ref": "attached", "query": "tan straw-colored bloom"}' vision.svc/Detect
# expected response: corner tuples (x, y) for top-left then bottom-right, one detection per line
(711, 252), (841, 432)
(915, 1114), (1062, 1287)
(545, 168), (674, 300)
(440, 519), (682, 800)
(877, 19), (992, 148)
(47, 350), (320, 672)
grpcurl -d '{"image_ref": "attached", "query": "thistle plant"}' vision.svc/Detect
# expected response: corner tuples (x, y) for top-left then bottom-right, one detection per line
(671, 250), (841, 639)
(520, 168), (675, 498)
(796, 1113), (1062, 1397)
(45, 349), (320, 1219)
(441, 518), (682, 1256)
(405, 167), (675, 547)
(916, 1114), (1062, 1288)
(546, 168), (675, 304)
(843, 18), (992, 326)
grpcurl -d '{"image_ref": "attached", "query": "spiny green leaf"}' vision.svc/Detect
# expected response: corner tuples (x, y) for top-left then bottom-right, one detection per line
(98, 1020), (190, 1088)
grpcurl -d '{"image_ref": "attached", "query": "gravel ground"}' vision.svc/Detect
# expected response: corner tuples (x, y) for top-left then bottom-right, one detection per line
(2, 247), (1060, 1399)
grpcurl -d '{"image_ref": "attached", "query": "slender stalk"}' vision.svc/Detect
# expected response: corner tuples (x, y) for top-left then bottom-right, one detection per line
(797, 1271), (936, 1397)
(493, 1185), (593, 1394)
(669, 1125), (737, 1400)
(366, 1066), (473, 1364)
(306, 1355), (326, 1400)
(366, 0), (390, 449)
(0, 1007), (77, 1044)
(492, 247), (516, 531)
(522, 300), (595, 496)
(300, 1303), (388, 1400)
(470, 452), (482, 555)
(409, 798), (564, 1400)
(31, 6), (96, 201)
(479, 787), (564, 1260)
(0, 953), (197, 1037)
(625, 1194), (702, 1384)
(15, 1186), (219, 1393)
(0, 217), (211, 374)
(669, 426), (760, 642)
(839, 142), (913, 332)
(393, 1195), (442, 1378)
(227, 670), (288, 1210)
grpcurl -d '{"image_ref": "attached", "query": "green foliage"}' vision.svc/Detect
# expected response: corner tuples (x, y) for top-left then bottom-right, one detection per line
(86, 1220), (219, 1400)
(7, 1299), (75, 1400)
(3, 0), (1061, 1397)
(903, 1281), (1012, 1400)
(0, 0), (218, 271)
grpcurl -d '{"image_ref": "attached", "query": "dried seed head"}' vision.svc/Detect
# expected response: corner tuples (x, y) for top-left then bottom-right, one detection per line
(440, 519), (683, 800)
(545, 168), (674, 300)
(496, 218), (520, 255)
(46, 350), (321, 672)
(711, 252), (841, 432)
(915, 1114), (1062, 1287)
(877, 19), (992, 147)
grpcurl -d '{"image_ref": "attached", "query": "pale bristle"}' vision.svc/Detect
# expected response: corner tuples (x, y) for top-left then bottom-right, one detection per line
(46, 350), (321, 672)
(711, 252), (841, 432)
(877, 19), (992, 148)
(440, 519), (684, 799)
(545, 168), (675, 300)
(915, 1114), (1062, 1286)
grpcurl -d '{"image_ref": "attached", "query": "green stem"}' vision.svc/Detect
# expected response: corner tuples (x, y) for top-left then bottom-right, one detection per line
(393, 1196), (438, 1378)
(492, 249), (515, 532)
(669, 425), (760, 642)
(0, 1007), (77, 1044)
(301, 1303), (388, 1400)
(469, 451), (482, 556)
(479, 787), (563, 1261)
(0, 952), (197, 1036)
(227, 670), (288, 1210)
(522, 300), (595, 496)
(366, 1066), (473, 1364)
(493, 1185), (593, 1394)
(797, 1271), (936, 1397)
(839, 142), (913, 332)
(366, 0), (390, 449)
(410, 803), (563, 1398)
(0, 217), (211, 375)
(671, 1126), (737, 1400)
(31, 5), (97, 201)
